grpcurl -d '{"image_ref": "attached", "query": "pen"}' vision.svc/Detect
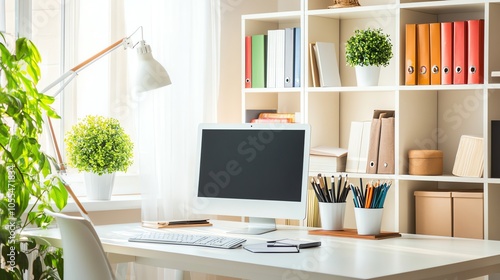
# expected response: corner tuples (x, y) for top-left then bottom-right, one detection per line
(317, 174), (329, 202)
(323, 175), (330, 202)
(311, 178), (324, 202)
(266, 240), (299, 247)
(342, 174), (349, 202)
(331, 175), (336, 203)
(336, 174), (342, 203)
(316, 176), (330, 202)
(267, 243), (299, 248)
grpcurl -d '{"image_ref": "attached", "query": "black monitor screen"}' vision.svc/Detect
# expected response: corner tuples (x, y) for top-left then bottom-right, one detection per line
(197, 129), (306, 202)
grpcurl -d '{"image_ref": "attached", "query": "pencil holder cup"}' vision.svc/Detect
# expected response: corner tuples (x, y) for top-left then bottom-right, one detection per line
(319, 202), (346, 230)
(354, 208), (383, 235)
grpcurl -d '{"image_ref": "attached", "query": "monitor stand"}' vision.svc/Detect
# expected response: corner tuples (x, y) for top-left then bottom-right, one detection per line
(227, 217), (276, 235)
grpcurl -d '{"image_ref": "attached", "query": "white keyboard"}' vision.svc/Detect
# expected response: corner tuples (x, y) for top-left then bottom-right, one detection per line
(129, 231), (246, 249)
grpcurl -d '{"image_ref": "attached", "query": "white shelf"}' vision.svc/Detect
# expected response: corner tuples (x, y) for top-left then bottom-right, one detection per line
(307, 4), (397, 19)
(399, 84), (485, 91)
(400, 1), (485, 13)
(308, 85), (397, 92)
(244, 88), (302, 94)
(399, 174), (485, 183)
(242, 11), (301, 21)
(241, 0), (499, 239)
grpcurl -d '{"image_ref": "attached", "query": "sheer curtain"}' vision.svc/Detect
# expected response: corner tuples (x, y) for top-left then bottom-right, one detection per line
(122, 0), (220, 279)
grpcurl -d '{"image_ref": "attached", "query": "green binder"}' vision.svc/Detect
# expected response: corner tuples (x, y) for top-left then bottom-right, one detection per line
(251, 34), (267, 88)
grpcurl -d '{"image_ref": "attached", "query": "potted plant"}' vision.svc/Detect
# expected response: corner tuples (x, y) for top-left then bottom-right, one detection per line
(64, 115), (134, 200)
(345, 28), (393, 86)
(0, 34), (68, 279)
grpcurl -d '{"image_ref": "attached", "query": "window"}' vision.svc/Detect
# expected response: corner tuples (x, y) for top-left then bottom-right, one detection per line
(11, 0), (141, 196)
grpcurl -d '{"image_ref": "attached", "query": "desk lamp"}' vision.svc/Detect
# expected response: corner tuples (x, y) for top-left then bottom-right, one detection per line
(42, 26), (171, 220)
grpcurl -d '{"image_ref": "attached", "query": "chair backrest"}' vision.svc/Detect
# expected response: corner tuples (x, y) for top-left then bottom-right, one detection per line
(45, 210), (116, 280)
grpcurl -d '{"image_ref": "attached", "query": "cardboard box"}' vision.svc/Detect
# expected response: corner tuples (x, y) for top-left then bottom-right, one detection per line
(414, 190), (484, 239)
(408, 150), (443, 175)
(414, 191), (452, 236)
(452, 191), (483, 239)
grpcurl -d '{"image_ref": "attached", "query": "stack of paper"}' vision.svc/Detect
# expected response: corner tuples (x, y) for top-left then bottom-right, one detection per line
(452, 135), (484, 177)
(309, 146), (347, 173)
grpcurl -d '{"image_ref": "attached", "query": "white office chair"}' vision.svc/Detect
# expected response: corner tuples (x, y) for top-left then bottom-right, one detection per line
(44, 210), (116, 280)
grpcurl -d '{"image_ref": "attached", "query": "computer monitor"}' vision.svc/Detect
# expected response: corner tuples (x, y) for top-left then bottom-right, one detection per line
(194, 123), (311, 234)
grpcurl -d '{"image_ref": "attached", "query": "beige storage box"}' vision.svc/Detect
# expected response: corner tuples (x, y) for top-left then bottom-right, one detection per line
(414, 191), (452, 236)
(409, 150), (443, 175)
(452, 191), (483, 239)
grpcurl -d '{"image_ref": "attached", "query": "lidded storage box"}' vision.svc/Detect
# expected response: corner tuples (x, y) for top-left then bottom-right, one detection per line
(414, 191), (452, 236)
(408, 150), (443, 175)
(414, 190), (483, 239)
(452, 191), (483, 239)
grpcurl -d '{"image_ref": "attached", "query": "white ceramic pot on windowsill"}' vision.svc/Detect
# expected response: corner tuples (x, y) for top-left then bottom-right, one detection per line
(84, 172), (116, 200)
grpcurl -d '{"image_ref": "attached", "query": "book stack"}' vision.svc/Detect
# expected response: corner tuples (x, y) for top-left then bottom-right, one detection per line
(405, 19), (484, 85)
(452, 135), (484, 177)
(245, 27), (301, 88)
(309, 146), (347, 173)
(250, 112), (296, 123)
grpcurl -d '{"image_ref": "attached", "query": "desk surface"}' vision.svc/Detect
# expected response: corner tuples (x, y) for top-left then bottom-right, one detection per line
(27, 220), (500, 280)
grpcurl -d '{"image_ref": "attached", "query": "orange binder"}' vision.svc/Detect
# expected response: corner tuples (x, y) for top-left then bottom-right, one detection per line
(430, 23), (441, 85)
(441, 22), (453, 85)
(453, 21), (468, 84)
(417, 24), (430, 85)
(467, 19), (484, 84)
(245, 36), (252, 88)
(405, 24), (417, 85)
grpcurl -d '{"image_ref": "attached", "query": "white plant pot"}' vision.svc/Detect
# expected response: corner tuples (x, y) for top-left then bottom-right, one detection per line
(355, 65), (381, 86)
(84, 172), (115, 200)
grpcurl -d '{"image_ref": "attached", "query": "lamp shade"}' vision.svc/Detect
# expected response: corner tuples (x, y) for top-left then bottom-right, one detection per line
(135, 41), (171, 93)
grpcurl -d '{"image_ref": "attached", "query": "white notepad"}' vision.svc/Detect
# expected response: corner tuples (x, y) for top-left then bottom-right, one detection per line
(314, 42), (341, 87)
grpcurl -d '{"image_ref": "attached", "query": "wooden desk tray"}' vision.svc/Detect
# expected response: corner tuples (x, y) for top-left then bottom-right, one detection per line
(309, 228), (401, 240)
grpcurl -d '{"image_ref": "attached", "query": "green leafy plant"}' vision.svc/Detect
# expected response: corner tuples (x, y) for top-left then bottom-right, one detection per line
(0, 33), (68, 279)
(345, 28), (393, 67)
(65, 115), (134, 176)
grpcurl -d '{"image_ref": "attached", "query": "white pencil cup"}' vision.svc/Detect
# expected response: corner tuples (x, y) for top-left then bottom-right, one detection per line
(354, 208), (383, 235)
(319, 202), (346, 230)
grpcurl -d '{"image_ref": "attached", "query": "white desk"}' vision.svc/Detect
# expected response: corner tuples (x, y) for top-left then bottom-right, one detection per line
(27, 220), (500, 280)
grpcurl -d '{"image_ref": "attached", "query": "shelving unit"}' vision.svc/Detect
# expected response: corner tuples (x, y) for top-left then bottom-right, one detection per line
(241, 0), (500, 240)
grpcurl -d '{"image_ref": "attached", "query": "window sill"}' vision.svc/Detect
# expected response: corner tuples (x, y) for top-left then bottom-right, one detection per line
(62, 194), (142, 213)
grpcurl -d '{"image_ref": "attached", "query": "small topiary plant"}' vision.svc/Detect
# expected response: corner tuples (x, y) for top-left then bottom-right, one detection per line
(345, 28), (393, 67)
(64, 115), (134, 176)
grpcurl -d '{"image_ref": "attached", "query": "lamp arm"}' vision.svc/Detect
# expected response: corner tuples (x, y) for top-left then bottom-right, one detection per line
(47, 117), (65, 173)
(41, 38), (125, 98)
(71, 38), (124, 73)
(46, 116), (91, 221)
